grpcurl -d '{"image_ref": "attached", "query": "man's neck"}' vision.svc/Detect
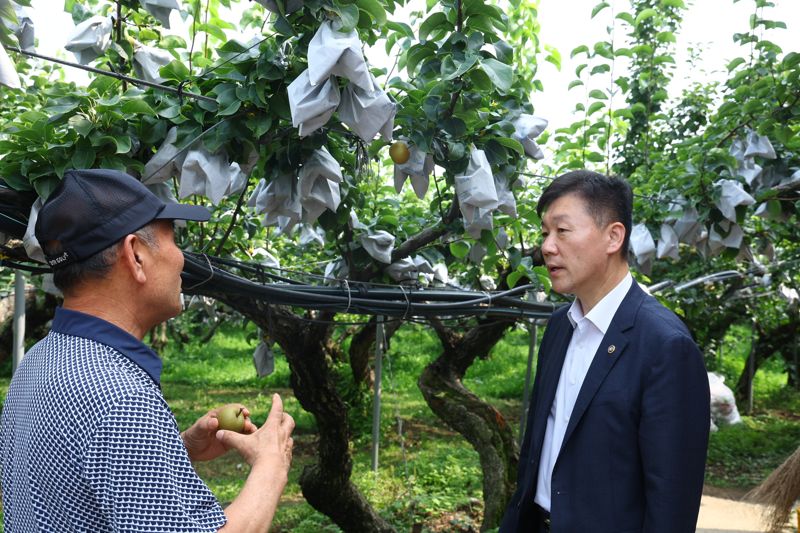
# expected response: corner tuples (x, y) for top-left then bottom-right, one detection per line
(62, 290), (150, 340)
(578, 262), (630, 315)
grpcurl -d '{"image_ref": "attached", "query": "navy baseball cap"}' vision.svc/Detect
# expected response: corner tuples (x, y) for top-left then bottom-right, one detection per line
(35, 169), (210, 269)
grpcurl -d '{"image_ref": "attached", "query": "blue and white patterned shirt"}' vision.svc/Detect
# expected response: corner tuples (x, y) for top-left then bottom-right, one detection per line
(1, 307), (226, 532)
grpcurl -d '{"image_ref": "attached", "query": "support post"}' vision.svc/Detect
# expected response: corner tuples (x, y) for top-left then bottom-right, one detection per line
(519, 320), (537, 447)
(371, 316), (384, 472)
(748, 324), (755, 414)
(13, 270), (26, 373)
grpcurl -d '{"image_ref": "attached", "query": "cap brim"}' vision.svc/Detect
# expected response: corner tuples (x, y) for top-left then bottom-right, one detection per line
(156, 203), (211, 222)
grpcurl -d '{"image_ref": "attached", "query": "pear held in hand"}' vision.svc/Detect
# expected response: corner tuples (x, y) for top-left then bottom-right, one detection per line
(217, 405), (246, 433)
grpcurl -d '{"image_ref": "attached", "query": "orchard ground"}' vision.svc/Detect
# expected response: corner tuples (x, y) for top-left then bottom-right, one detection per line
(1, 319), (798, 532)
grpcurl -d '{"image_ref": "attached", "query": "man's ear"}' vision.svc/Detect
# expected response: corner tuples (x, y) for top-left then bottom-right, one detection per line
(120, 234), (147, 284)
(607, 221), (626, 255)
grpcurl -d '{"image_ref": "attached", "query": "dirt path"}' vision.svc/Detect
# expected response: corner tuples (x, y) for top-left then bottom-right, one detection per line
(697, 488), (797, 532)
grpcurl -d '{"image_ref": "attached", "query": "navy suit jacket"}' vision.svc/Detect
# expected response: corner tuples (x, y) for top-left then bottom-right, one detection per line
(501, 282), (710, 533)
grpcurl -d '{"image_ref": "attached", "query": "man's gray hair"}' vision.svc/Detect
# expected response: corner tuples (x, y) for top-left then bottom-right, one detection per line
(45, 223), (159, 295)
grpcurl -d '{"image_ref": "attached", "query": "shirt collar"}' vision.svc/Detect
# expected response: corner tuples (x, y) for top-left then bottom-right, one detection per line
(51, 307), (162, 385)
(567, 272), (634, 334)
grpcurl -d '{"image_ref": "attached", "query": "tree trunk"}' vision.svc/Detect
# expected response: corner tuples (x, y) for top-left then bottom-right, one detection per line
(418, 318), (518, 531)
(0, 289), (58, 365)
(735, 321), (800, 404)
(191, 291), (394, 532)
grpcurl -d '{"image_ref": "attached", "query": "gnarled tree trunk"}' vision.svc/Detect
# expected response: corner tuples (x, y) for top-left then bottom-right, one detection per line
(418, 317), (518, 531)
(195, 291), (394, 532)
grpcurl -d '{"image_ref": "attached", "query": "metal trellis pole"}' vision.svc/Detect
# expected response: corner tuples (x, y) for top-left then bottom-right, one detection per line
(371, 316), (384, 472)
(519, 319), (538, 447)
(12, 270), (26, 374)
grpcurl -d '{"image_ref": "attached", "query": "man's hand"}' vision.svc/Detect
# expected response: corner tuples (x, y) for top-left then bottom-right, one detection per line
(215, 394), (294, 474)
(182, 403), (257, 462)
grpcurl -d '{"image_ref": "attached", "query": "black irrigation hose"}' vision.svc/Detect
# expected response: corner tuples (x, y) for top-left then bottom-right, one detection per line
(180, 252), (560, 319)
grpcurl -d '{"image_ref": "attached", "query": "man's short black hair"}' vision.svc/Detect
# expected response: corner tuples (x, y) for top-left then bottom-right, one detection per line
(536, 170), (633, 256)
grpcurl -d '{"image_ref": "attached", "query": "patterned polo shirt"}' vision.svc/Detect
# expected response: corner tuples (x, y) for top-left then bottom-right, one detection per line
(1, 307), (226, 532)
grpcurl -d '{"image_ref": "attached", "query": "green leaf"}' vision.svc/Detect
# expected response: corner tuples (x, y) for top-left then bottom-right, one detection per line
(635, 8), (658, 26)
(588, 89), (607, 100)
(660, 0), (685, 7)
(197, 23), (227, 41)
(386, 21), (414, 39)
(727, 57), (746, 72)
(441, 53), (479, 80)
(469, 69), (493, 91)
(68, 115), (94, 137)
(121, 99), (157, 117)
(419, 12), (449, 42)
(113, 136), (132, 154)
(440, 117), (467, 138)
(492, 136), (524, 155)
(406, 43), (436, 75)
(587, 101), (605, 115)
(356, 0), (386, 25)
(507, 271), (523, 289)
(568, 80), (584, 90)
(160, 60), (190, 83)
(479, 58), (513, 92)
(570, 45), (589, 58)
(450, 241), (470, 258)
(71, 143), (95, 169)
(591, 2), (610, 18)
(616, 12), (635, 25)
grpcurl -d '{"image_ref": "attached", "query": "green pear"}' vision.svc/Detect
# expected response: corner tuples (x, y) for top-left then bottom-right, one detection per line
(217, 405), (246, 433)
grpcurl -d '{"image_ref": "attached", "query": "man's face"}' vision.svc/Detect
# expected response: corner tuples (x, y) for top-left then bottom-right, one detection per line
(146, 220), (185, 321)
(540, 193), (613, 304)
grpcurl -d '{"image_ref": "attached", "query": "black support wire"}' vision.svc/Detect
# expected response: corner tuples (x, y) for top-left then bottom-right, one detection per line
(8, 47), (217, 104)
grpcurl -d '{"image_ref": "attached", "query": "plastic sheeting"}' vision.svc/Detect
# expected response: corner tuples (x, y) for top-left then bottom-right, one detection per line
(139, 0), (180, 28)
(65, 15), (112, 65)
(248, 174), (302, 234)
(0, 45), (20, 89)
(179, 150), (247, 206)
(133, 44), (173, 83)
(384, 255), (435, 283)
(299, 223), (325, 246)
(11, 5), (35, 52)
(361, 230), (395, 264)
(253, 340), (275, 377)
(307, 21), (371, 91)
(393, 146), (433, 200)
(22, 199), (46, 264)
(143, 128), (184, 184)
(512, 114), (548, 159)
(338, 74), (396, 142)
(708, 220), (744, 253)
(298, 147), (342, 224)
(287, 69), (340, 137)
(656, 223), (679, 260)
(715, 179), (755, 222)
(630, 222), (655, 273)
(454, 149), (498, 238)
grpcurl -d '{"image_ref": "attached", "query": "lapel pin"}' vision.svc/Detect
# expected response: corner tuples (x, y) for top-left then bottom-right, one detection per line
(607, 345), (616, 355)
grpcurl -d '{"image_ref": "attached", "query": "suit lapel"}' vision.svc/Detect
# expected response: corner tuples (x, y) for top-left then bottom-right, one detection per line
(559, 283), (645, 451)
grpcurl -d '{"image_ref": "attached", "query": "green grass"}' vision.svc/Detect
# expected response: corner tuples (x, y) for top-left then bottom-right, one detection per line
(1, 320), (798, 531)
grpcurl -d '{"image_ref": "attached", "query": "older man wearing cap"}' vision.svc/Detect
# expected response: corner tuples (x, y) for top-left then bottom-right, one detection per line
(0, 169), (294, 532)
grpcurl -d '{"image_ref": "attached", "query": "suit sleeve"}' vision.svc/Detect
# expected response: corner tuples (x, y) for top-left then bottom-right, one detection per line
(639, 332), (710, 533)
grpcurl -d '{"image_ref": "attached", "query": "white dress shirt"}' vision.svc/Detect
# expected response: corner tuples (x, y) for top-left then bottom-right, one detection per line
(534, 272), (633, 511)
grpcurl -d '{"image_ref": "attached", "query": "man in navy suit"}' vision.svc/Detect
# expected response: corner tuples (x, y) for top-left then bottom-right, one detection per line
(501, 170), (710, 532)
